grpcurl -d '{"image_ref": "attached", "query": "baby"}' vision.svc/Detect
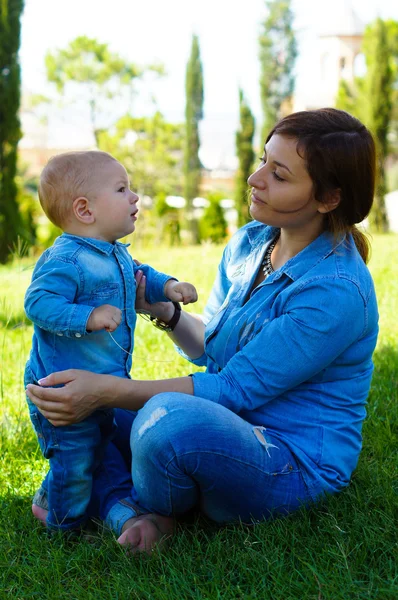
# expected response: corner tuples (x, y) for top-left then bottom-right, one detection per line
(24, 150), (197, 532)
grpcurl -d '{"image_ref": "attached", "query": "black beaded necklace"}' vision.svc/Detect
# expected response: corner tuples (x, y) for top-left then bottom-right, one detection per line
(262, 234), (280, 276)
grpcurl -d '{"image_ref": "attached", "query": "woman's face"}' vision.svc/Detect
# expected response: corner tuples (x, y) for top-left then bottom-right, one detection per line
(248, 134), (326, 230)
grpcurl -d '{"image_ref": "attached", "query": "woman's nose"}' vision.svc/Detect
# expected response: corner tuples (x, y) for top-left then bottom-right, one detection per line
(247, 168), (265, 188)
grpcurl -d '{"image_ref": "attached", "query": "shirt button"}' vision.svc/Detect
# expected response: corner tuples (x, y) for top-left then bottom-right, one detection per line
(56, 332), (63, 337)
(75, 333), (82, 338)
(121, 265), (125, 270)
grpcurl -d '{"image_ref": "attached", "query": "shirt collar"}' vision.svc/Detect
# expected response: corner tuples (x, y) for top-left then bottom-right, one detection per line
(246, 221), (345, 282)
(60, 233), (130, 256)
(246, 221), (278, 249)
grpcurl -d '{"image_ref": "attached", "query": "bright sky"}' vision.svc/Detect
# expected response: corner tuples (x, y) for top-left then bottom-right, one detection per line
(20, 0), (398, 168)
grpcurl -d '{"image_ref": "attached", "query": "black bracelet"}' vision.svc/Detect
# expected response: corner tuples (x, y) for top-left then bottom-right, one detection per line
(150, 301), (181, 332)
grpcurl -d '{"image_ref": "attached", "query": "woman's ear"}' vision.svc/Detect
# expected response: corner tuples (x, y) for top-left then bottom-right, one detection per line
(318, 189), (341, 214)
(72, 197), (95, 224)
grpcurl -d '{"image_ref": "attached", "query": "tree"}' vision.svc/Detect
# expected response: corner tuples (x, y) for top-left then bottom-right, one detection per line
(364, 19), (393, 231)
(199, 192), (228, 244)
(45, 36), (164, 146)
(259, 0), (297, 141)
(336, 19), (396, 232)
(0, 0), (24, 263)
(235, 89), (255, 227)
(184, 35), (204, 244)
(98, 111), (184, 199)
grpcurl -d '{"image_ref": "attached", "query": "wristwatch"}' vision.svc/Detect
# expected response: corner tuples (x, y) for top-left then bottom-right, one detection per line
(150, 301), (181, 332)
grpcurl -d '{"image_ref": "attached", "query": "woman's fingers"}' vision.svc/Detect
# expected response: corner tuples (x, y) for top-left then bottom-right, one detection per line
(37, 369), (78, 387)
(135, 272), (149, 312)
(26, 385), (72, 425)
(26, 370), (108, 426)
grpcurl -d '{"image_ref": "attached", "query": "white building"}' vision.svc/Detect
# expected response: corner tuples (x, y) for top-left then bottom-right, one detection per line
(294, 0), (365, 111)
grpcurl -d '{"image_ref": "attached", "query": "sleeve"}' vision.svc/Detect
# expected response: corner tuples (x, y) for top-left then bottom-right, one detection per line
(175, 242), (234, 367)
(192, 277), (367, 413)
(132, 261), (176, 304)
(201, 242), (233, 325)
(24, 256), (95, 337)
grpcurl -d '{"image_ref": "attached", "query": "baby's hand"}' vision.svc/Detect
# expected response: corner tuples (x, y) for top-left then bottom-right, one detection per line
(164, 280), (198, 305)
(86, 304), (122, 332)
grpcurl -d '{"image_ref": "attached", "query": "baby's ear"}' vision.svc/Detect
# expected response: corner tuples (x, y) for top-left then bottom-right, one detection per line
(72, 197), (95, 224)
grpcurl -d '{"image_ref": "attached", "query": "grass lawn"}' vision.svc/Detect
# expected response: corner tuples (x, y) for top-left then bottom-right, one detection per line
(0, 237), (397, 599)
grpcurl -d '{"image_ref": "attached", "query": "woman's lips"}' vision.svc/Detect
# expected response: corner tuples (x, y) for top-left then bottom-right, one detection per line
(251, 193), (266, 205)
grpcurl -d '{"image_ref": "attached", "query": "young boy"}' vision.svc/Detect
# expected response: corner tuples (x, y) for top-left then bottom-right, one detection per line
(24, 150), (197, 532)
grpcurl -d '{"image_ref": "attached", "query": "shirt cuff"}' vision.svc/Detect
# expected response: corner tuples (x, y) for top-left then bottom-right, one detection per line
(175, 345), (209, 367)
(147, 274), (176, 303)
(66, 304), (95, 337)
(191, 371), (222, 401)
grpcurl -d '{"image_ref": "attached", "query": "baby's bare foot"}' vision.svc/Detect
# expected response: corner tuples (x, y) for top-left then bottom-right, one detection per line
(117, 513), (174, 555)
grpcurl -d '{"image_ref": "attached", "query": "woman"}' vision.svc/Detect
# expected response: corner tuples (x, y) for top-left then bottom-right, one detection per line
(27, 108), (379, 553)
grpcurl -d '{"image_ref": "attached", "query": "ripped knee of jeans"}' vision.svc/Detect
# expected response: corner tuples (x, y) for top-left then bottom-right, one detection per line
(252, 426), (279, 457)
(137, 407), (168, 438)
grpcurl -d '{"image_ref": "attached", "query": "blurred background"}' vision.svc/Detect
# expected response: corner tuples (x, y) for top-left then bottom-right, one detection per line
(1, 0), (398, 259)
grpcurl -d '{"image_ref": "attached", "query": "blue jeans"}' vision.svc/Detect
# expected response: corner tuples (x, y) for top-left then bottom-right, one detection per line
(28, 400), (115, 530)
(86, 393), (313, 536)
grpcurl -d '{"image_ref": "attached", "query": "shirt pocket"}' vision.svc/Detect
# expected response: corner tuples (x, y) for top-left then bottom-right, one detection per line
(89, 283), (121, 301)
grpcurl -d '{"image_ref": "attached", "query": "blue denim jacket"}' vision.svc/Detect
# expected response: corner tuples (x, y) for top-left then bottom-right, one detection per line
(187, 222), (379, 500)
(25, 234), (172, 381)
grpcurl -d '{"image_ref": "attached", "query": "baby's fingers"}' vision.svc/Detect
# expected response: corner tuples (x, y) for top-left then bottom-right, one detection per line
(182, 288), (198, 304)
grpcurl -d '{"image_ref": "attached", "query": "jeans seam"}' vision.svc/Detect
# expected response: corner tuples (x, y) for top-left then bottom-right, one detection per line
(164, 449), (301, 478)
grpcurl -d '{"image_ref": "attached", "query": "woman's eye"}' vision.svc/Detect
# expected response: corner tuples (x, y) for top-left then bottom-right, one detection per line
(272, 172), (285, 182)
(118, 187), (126, 193)
(258, 156), (266, 163)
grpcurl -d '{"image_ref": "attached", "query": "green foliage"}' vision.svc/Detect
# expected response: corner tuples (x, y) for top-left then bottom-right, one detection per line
(15, 161), (40, 251)
(0, 0), (24, 263)
(258, 0), (297, 141)
(99, 111), (184, 199)
(184, 35), (204, 243)
(235, 89), (255, 227)
(45, 36), (164, 145)
(199, 192), (228, 244)
(336, 18), (398, 232)
(153, 194), (181, 246)
(364, 19), (393, 232)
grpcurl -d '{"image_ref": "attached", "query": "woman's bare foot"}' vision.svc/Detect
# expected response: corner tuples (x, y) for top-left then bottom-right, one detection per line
(32, 503), (48, 525)
(117, 513), (174, 555)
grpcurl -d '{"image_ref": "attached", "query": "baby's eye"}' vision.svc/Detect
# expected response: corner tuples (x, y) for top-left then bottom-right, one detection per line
(118, 186), (126, 193)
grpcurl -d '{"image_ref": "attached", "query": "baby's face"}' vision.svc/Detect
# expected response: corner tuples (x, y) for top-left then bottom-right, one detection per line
(90, 160), (139, 242)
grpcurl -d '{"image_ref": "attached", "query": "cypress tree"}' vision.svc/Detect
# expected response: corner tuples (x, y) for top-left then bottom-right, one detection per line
(0, 0), (24, 263)
(336, 19), (396, 232)
(365, 19), (392, 232)
(259, 0), (297, 141)
(184, 34), (204, 244)
(235, 89), (255, 227)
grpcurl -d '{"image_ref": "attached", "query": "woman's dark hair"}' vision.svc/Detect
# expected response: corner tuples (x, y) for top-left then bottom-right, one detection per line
(266, 108), (376, 263)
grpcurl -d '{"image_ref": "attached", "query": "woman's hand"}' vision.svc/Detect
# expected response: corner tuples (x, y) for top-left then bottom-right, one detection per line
(135, 268), (175, 322)
(25, 369), (111, 426)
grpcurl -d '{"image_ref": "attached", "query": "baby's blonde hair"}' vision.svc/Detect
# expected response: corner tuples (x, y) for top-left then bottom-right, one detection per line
(38, 151), (118, 228)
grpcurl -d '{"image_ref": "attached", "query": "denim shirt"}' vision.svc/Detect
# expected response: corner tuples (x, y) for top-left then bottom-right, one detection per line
(25, 234), (172, 381)
(187, 222), (379, 499)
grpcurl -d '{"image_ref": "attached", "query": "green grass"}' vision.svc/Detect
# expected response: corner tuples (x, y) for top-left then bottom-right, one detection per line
(0, 237), (397, 600)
